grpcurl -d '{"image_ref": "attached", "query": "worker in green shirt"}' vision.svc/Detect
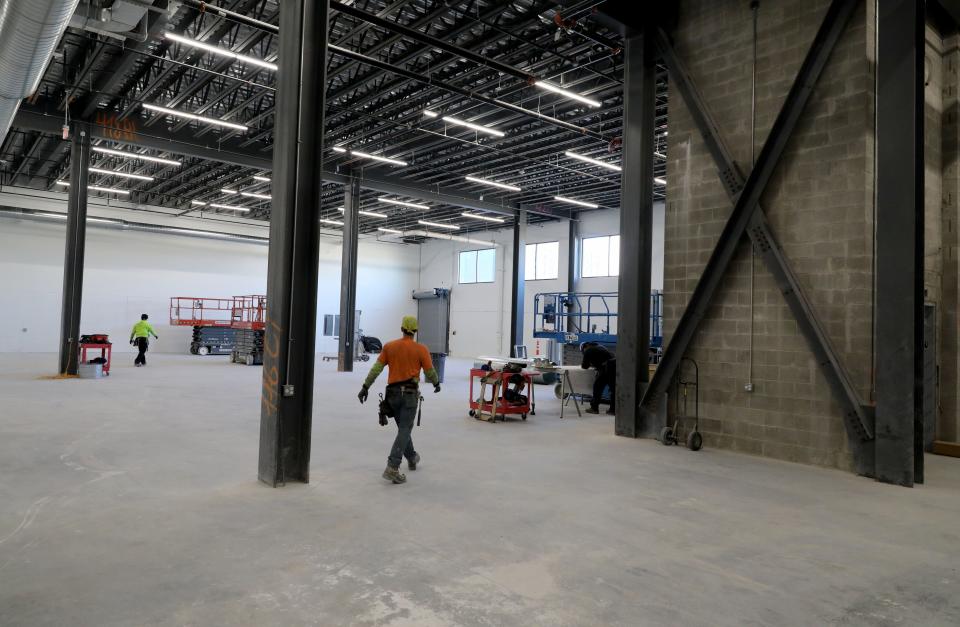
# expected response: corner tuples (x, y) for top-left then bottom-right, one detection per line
(130, 314), (159, 367)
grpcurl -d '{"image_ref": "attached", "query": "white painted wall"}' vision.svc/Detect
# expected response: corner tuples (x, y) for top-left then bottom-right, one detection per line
(0, 215), (420, 355)
(416, 204), (665, 358)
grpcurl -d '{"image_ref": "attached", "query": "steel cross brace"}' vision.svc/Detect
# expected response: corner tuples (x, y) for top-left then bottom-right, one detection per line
(641, 0), (874, 452)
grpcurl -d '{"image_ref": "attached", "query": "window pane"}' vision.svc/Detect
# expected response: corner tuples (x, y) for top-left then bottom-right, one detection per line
(459, 250), (477, 284)
(477, 248), (496, 283)
(609, 236), (620, 277)
(525, 243), (537, 280)
(536, 241), (559, 280)
(581, 236), (610, 278)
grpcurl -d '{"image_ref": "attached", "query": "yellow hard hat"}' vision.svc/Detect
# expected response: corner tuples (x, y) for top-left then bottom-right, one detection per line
(401, 316), (419, 332)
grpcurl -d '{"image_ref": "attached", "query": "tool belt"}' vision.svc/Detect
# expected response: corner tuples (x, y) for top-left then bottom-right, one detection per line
(378, 384), (425, 427)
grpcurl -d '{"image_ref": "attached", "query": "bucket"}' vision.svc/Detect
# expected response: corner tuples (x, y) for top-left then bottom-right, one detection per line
(78, 363), (103, 379)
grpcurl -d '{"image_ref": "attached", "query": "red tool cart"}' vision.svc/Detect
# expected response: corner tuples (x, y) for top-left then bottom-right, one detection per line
(79, 334), (112, 375)
(468, 368), (536, 422)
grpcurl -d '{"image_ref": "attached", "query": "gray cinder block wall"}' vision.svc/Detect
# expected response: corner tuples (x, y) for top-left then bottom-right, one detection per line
(664, 1), (955, 470)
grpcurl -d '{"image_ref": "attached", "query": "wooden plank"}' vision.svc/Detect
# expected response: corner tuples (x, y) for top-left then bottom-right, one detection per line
(932, 440), (960, 458)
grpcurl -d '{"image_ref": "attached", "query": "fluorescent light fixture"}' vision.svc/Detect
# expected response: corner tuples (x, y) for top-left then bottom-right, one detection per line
(338, 207), (388, 218)
(655, 177), (667, 185)
(57, 181), (129, 195)
(209, 203), (250, 212)
(534, 81), (602, 108)
(554, 195), (598, 209)
(464, 175), (521, 192)
(191, 200), (207, 206)
(332, 146), (347, 153)
(378, 197), (430, 210)
(55, 181), (69, 186)
(89, 167), (154, 181)
(423, 110), (439, 118)
(142, 103), (248, 132)
(378, 227), (403, 234)
(655, 151), (666, 159)
(240, 191), (272, 200)
(320, 218), (344, 226)
(564, 151), (621, 172)
(164, 32), (278, 71)
(220, 188), (239, 195)
(441, 115), (504, 138)
(92, 147), (181, 166)
(350, 150), (408, 166)
(418, 220), (459, 230)
(253, 175), (271, 183)
(461, 212), (505, 223)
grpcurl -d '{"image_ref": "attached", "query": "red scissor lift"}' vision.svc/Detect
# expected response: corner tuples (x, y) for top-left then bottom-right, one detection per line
(229, 295), (267, 365)
(169, 296), (266, 361)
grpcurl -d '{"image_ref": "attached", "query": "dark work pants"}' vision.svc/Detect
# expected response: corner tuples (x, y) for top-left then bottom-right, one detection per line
(591, 359), (616, 411)
(386, 387), (419, 469)
(135, 337), (149, 365)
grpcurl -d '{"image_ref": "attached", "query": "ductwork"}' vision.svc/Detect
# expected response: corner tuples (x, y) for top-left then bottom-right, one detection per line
(398, 229), (502, 248)
(69, 1), (154, 42)
(0, 0), (81, 145)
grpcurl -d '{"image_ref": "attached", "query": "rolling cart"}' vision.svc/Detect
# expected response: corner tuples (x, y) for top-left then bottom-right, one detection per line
(79, 334), (112, 375)
(468, 368), (536, 422)
(660, 357), (702, 451)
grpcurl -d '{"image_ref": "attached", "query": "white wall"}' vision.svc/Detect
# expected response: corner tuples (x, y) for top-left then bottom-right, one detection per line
(416, 204), (665, 358)
(0, 217), (420, 355)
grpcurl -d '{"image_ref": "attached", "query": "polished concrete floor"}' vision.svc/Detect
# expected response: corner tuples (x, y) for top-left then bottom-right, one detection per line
(1, 353), (958, 626)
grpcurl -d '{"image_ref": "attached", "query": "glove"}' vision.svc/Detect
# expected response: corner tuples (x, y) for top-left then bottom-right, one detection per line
(358, 386), (369, 404)
(433, 383), (441, 394)
(130, 339), (135, 346)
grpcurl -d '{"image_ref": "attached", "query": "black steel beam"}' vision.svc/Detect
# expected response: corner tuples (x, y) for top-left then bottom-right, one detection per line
(615, 28), (656, 438)
(640, 0), (858, 433)
(510, 210), (527, 356)
(58, 127), (90, 376)
(258, 0), (330, 487)
(654, 28), (874, 468)
(875, 0), (925, 487)
(338, 175), (360, 372)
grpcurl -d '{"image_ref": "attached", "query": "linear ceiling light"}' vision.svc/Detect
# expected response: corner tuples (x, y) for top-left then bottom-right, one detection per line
(534, 81), (602, 108)
(441, 115), (504, 138)
(418, 220), (459, 230)
(89, 167), (154, 181)
(191, 200), (207, 206)
(164, 32), (278, 71)
(655, 177), (667, 185)
(461, 212), (505, 223)
(554, 195), (598, 209)
(221, 188), (238, 195)
(350, 150), (407, 166)
(320, 218), (344, 226)
(92, 147), (181, 166)
(56, 181), (130, 195)
(209, 203), (250, 212)
(464, 175), (521, 192)
(378, 227), (403, 234)
(423, 110), (439, 118)
(564, 151), (621, 172)
(240, 191), (272, 201)
(378, 197), (430, 210)
(252, 175), (271, 183)
(338, 207), (388, 218)
(142, 103), (248, 131)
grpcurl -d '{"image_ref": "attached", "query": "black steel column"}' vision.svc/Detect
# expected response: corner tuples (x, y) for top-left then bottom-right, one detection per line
(258, 0), (329, 487)
(58, 127), (90, 376)
(338, 175), (360, 372)
(874, 0), (924, 486)
(510, 209), (527, 356)
(615, 27), (656, 438)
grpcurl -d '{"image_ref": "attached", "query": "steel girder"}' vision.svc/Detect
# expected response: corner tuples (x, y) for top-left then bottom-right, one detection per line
(337, 175), (361, 373)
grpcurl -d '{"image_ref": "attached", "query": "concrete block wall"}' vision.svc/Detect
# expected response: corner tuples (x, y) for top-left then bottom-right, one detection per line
(664, 0), (875, 469)
(941, 34), (960, 443)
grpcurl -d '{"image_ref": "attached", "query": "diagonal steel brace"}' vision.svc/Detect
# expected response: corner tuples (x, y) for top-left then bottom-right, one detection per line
(641, 0), (874, 443)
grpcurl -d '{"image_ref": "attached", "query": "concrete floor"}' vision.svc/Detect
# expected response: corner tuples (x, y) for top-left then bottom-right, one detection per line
(1, 353), (958, 627)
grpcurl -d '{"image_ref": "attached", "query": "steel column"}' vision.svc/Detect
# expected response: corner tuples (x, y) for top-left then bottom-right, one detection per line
(874, 0), (924, 487)
(258, 0), (329, 487)
(615, 27), (656, 438)
(338, 175), (360, 372)
(510, 209), (527, 356)
(58, 127), (90, 376)
(640, 0), (858, 428)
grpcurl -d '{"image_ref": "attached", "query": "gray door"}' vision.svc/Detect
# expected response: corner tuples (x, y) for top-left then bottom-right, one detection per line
(413, 289), (450, 354)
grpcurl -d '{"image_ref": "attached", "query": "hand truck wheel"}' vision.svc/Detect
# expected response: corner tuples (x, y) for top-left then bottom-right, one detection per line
(660, 426), (675, 445)
(686, 431), (703, 451)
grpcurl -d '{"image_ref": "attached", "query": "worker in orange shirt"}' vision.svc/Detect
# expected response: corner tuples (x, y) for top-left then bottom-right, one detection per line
(358, 316), (441, 484)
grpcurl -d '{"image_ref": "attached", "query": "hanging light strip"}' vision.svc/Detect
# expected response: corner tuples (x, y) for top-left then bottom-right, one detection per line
(464, 175), (521, 192)
(92, 147), (181, 167)
(89, 167), (154, 181)
(655, 177), (667, 185)
(252, 175), (271, 183)
(320, 218), (344, 226)
(441, 115), (504, 138)
(461, 212), (505, 224)
(418, 220), (459, 230)
(220, 188), (239, 195)
(56, 181), (130, 195)
(338, 207), (388, 218)
(332, 146), (408, 166)
(142, 103), (248, 131)
(209, 203), (250, 212)
(191, 200), (207, 206)
(163, 32), (278, 71)
(534, 81), (602, 108)
(564, 151), (621, 172)
(240, 191), (272, 201)
(554, 195), (598, 209)
(378, 197), (430, 210)
(378, 227), (403, 234)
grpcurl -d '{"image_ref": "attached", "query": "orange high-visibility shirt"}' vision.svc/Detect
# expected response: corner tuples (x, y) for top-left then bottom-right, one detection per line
(378, 335), (434, 384)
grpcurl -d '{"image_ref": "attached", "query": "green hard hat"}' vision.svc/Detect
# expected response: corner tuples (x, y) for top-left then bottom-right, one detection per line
(401, 316), (419, 332)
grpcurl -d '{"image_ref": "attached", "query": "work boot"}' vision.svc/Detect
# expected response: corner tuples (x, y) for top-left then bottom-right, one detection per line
(606, 408), (616, 415)
(585, 407), (600, 415)
(382, 465), (406, 484)
(407, 453), (420, 471)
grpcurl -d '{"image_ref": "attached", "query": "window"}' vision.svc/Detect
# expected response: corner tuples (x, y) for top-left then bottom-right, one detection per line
(459, 248), (497, 284)
(581, 235), (620, 278)
(323, 314), (340, 336)
(525, 241), (560, 280)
